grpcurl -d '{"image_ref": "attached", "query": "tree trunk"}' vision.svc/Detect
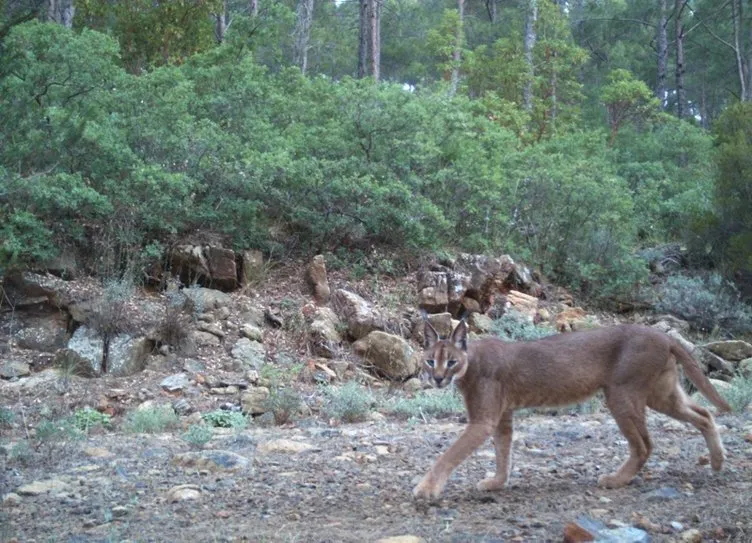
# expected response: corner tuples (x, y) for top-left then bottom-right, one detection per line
(358, 0), (369, 78)
(523, 0), (537, 112)
(293, 0), (315, 74)
(732, 0), (750, 101)
(369, 0), (381, 81)
(48, 0), (74, 28)
(486, 0), (496, 23)
(656, 0), (668, 105)
(675, 0), (687, 118)
(250, 0), (258, 17)
(215, 0), (228, 44)
(449, 0), (464, 96)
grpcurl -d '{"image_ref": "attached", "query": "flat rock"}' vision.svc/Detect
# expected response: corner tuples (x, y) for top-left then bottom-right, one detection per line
(0, 360), (31, 379)
(17, 478), (72, 496)
(166, 484), (202, 502)
(231, 338), (266, 369)
(161, 373), (190, 392)
(257, 439), (315, 455)
(704, 340), (752, 361)
(171, 450), (252, 473)
(644, 486), (681, 502)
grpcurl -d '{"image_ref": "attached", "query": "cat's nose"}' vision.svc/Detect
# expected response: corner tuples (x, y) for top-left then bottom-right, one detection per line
(434, 376), (444, 386)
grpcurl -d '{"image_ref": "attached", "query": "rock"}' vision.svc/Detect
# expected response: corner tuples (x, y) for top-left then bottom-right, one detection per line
(106, 335), (152, 376)
(192, 330), (221, 347)
(182, 287), (232, 312)
(240, 387), (270, 415)
(83, 447), (114, 458)
(305, 254), (330, 305)
(170, 245), (211, 285)
(679, 529), (702, 543)
(216, 306), (231, 321)
(240, 249), (265, 287)
(14, 313), (68, 352)
(171, 450), (252, 473)
(353, 331), (418, 380)
(555, 307), (588, 332)
(161, 373), (190, 392)
(507, 289), (538, 317)
(404, 377), (424, 393)
(111, 506), (129, 518)
(2, 368), (60, 392)
(375, 537), (425, 543)
(166, 484), (202, 503)
(231, 338), (266, 369)
(240, 324), (263, 342)
(597, 527), (650, 542)
(567, 516), (648, 543)
(651, 315), (691, 335)
(204, 246), (238, 291)
(708, 378), (731, 391)
(331, 289), (386, 340)
(172, 398), (194, 415)
(563, 522), (595, 543)
(703, 340), (752, 362)
(66, 326), (104, 374)
(417, 272), (449, 313)
(305, 305), (342, 358)
(17, 478), (71, 496)
(644, 486), (681, 502)
(257, 439), (314, 455)
(329, 360), (350, 380)
(197, 322), (225, 338)
(468, 312), (494, 334)
(740, 358), (752, 377)
(0, 360), (31, 379)
(2, 493), (22, 507)
(412, 312), (454, 346)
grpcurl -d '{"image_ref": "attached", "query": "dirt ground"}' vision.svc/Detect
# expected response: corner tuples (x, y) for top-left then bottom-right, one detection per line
(2, 404), (751, 543)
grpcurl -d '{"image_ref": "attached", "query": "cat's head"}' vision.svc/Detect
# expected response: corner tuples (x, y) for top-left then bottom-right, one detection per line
(422, 319), (469, 388)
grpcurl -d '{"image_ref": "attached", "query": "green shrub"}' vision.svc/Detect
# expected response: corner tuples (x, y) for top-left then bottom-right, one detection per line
(323, 382), (374, 423)
(263, 388), (302, 425)
(181, 424), (214, 449)
(655, 273), (752, 334)
(387, 390), (464, 420)
(123, 406), (179, 434)
(201, 410), (248, 429)
(72, 407), (111, 432)
(8, 440), (34, 466)
(0, 406), (15, 428)
(490, 309), (557, 342)
(722, 375), (752, 412)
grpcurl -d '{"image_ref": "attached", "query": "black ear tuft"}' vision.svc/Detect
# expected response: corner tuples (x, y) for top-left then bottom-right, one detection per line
(424, 320), (440, 349)
(450, 319), (468, 351)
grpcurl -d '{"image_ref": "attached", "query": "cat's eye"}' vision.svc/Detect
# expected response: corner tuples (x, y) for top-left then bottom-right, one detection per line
(425, 359), (435, 368)
(447, 360), (458, 369)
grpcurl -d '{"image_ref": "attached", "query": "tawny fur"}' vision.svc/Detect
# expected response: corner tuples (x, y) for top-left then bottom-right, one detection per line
(413, 321), (731, 501)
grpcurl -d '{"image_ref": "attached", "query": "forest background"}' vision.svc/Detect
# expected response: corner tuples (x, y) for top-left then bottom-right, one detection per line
(1, 0), (752, 330)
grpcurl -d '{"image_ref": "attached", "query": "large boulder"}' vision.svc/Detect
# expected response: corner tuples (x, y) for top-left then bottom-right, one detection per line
(64, 326), (152, 377)
(182, 287), (232, 312)
(170, 245), (239, 292)
(302, 304), (342, 358)
(331, 289), (385, 340)
(107, 335), (153, 376)
(205, 246), (238, 291)
(0, 360), (31, 379)
(353, 331), (418, 380)
(14, 312), (68, 352)
(231, 338), (266, 369)
(703, 340), (752, 362)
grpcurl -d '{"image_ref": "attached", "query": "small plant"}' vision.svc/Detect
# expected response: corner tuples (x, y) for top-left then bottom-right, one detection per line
(181, 424), (214, 449)
(88, 277), (135, 373)
(655, 273), (752, 335)
(159, 279), (190, 350)
(490, 309), (557, 342)
(0, 406), (14, 428)
(201, 410), (248, 429)
(263, 387), (302, 425)
(323, 381), (374, 423)
(73, 407), (111, 433)
(387, 390), (464, 420)
(123, 406), (179, 434)
(35, 417), (83, 442)
(8, 440), (34, 466)
(722, 375), (752, 412)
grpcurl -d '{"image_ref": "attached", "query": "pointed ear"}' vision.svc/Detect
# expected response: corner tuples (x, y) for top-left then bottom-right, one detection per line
(424, 320), (440, 349)
(449, 320), (468, 352)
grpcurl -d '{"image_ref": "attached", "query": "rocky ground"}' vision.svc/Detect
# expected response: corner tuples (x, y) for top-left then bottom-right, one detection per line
(2, 255), (752, 542)
(2, 398), (752, 543)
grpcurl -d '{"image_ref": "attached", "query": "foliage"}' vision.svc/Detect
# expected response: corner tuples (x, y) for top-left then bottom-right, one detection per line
(72, 407), (111, 432)
(201, 409), (248, 429)
(263, 387), (302, 425)
(323, 381), (373, 423)
(0, 406), (15, 427)
(601, 69), (660, 146)
(655, 273), (752, 335)
(490, 309), (557, 342)
(387, 389), (464, 420)
(123, 406), (179, 434)
(722, 375), (752, 413)
(181, 423), (213, 449)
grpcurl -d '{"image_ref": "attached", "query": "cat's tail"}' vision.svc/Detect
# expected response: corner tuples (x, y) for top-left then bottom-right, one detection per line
(671, 342), (732, 413)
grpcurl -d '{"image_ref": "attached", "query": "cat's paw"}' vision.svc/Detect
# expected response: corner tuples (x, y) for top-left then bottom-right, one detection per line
(412, 476), (442, 501)
(597, 473), (629, 489)
(476, 477), (507, 492)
